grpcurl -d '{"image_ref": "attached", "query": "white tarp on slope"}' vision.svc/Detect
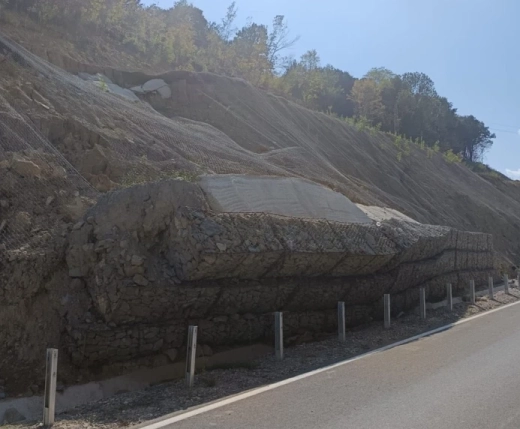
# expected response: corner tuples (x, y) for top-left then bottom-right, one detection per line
(199, 175), (372, 224)
(131, 79), (172, 99)
(357, 205), (418, 223)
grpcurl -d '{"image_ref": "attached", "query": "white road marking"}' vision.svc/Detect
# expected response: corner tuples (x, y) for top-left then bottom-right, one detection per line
(137, 299), (520, 429)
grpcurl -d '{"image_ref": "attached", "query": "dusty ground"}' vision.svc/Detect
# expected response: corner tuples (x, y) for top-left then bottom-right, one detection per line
(6, 286), (520, 429)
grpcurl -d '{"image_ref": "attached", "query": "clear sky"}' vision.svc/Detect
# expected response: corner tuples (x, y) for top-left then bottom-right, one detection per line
(143, 0), (520, 178)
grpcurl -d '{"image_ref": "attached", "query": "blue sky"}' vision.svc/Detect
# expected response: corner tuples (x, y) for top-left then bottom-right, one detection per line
(144, 0), (520, 178)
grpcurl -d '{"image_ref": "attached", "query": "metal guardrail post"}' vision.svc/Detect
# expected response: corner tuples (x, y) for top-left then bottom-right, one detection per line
(419, 287), (426, 320)
(186, 326), (197, 388)
(275, 312), (283, 360)
(338, 302), (346, 342)
(43, 348), (58, 427)
(384, 294), (391, 329)
(504, 274), (509, 294)
(488, 276), (494, 299)
(446, 283), (453, 311)
(469, 280), (476, 305)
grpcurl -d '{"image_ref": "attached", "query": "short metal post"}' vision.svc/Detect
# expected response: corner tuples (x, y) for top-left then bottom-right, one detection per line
(504, 274), (509, 294)
(469, 280), (476, 305)
(43, 348), (58, 427)
(446, 283), (453, 311)
(275, 312), (283, 360)
(384, 294), (391, 329)
(488, 276), (494, 299)
(419, 287), (426, 320)
(338, 302), (346, 342)
(185, 325), (197, 388)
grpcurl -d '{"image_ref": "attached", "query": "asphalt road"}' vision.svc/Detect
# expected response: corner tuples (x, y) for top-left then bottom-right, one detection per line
(158, 303), (520, 429)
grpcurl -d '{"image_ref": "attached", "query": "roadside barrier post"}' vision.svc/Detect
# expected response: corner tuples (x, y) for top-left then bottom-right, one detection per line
(338, 302), (346, 342)
(186, 326), (197, 388)
(419, 287), (426, 320)
(488, 277), (494, 299)
(469, 280), (476, 305)
(384, 294), (391, 329)
(504, 274), (510, 294)
(446, 283), (453, 311)
(43, 348), (58, 427)
(275, 312), (283, 360)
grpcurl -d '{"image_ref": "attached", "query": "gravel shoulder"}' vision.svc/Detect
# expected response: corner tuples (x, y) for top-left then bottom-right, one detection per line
(6, 287), (520, 429)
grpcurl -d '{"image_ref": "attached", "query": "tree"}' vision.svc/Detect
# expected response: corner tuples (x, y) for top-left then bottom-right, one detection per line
(316, 66), (355, 117)
(401, 72), (437, 97)
(281, 53), (343, 111)
(215, 1), (237, 41)
(363, 69), (407, 132)
(231, 23), (270, 84)
(349, 79), (384, 123)
(456, 116), (496, 162)
(267, 15), (299, 71)
(397, 72), (439, 141)
(300, 49), (320, 71)
(364, 67), (396, 86)
(204, 30), (233, 75)
(281, 53), (323, 107)
(427, 97), (458, 149)
(391, 87), (414, 133)
(169, 2), (209, 48)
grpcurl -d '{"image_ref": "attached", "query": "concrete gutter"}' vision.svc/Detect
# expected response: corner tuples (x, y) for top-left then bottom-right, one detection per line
(0, 344), (272, 424)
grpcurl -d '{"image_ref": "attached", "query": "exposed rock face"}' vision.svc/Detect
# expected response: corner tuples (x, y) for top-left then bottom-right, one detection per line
(63, 178), (494, 368)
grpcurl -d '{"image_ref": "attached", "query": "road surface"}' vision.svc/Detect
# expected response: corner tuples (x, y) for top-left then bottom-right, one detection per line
(153, 303), (520, 429)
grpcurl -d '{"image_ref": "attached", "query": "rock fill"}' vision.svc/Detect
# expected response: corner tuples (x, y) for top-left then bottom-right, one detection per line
(64, 177), (493, 367)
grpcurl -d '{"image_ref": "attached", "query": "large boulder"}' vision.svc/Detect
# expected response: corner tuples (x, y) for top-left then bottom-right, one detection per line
(11, 155), (41, 179)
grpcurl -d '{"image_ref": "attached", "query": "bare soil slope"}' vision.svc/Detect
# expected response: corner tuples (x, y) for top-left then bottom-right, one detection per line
(1, 17), (520, 263)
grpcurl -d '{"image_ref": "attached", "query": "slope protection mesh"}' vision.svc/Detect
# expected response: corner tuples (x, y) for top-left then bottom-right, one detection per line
(0, 32), (382, 254)
(0, 88), (96, 253)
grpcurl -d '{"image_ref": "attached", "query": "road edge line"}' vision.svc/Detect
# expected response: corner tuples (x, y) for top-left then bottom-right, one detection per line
(136, 298), (520, 429)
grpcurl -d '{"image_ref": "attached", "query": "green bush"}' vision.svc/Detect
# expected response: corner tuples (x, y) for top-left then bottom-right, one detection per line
(443, 149), (462, 163)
